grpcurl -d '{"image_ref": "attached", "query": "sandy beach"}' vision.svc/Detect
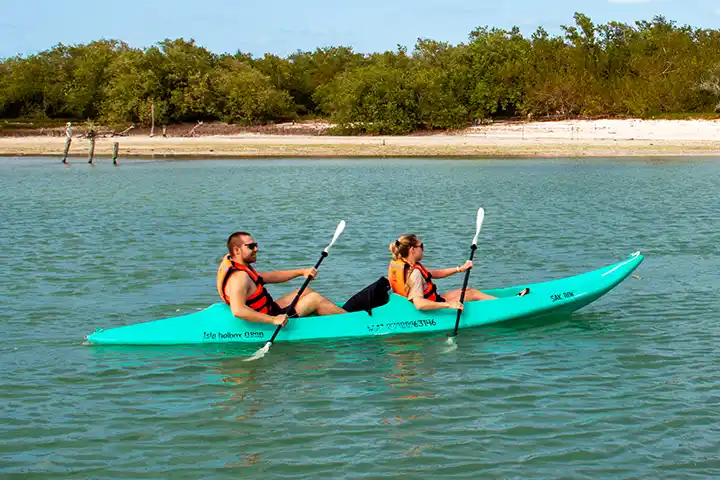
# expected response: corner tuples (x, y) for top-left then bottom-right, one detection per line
(3, 119), (720, 158)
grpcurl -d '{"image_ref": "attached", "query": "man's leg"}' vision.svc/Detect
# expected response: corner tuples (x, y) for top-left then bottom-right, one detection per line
(274, 288), (345, 316)
(298, 292), (345, 316)
(273, 287), (314, 312)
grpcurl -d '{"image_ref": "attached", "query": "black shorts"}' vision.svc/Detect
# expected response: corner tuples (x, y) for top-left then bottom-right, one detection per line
(268, 302), (297, 317)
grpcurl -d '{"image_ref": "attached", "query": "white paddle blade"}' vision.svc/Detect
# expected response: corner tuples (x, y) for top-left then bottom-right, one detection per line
(324, 220), (346, 252)
(443, 336), (458, 352)
(243, 342), (271, 362)
(471, 208), (485, 246)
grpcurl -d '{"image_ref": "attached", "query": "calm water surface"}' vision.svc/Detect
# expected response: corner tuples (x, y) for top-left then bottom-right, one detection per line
(1, 157), (718, 478)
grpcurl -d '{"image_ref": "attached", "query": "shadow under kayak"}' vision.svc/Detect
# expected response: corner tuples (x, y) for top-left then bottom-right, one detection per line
(85, 251), (644, 346)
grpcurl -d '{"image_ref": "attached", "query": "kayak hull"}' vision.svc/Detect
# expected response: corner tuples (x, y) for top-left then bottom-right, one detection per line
(85, 252), (643, 345)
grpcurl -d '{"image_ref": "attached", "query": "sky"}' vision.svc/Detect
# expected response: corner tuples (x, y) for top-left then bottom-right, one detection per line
(2, 0), (720, 59)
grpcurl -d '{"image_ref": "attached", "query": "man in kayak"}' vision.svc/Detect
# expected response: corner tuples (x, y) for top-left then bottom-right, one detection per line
(388, 234), (497, 311)
(217, 232), (345, 326)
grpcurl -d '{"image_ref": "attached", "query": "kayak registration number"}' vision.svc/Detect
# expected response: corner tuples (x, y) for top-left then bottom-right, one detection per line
(550, 291), (575, 302)
(366, 318), (437, 334)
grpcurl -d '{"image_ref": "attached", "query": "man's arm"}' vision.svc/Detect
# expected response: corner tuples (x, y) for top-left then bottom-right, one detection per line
(225, 273), (285, 325)
(259, 268), (316, 284)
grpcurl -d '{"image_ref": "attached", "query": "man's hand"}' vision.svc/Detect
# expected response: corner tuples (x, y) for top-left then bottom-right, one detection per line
(271, 314), (288, 327)
(303, 268), (318, 280)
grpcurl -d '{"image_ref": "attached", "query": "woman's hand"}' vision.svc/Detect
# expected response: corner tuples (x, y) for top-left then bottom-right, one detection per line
(459, 260), (473, 272)
(445, 301), (464, 311)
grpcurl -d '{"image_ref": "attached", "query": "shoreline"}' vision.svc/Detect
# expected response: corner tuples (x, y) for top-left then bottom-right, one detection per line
(3, 119), (720, 158)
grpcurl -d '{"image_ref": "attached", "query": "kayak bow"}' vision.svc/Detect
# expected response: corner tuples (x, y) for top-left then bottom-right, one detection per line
(85, 251), (643, 346)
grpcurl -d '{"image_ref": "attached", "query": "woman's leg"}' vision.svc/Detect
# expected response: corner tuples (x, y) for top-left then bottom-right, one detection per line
(442, 288), (496, 301)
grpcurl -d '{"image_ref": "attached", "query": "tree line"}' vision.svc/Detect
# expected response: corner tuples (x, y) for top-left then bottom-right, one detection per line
(2, 13), (720, 134)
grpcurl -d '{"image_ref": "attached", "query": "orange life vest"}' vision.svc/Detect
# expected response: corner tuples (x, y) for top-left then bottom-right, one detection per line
(216, 255), (275, 313)
(387, 259), (440, 301)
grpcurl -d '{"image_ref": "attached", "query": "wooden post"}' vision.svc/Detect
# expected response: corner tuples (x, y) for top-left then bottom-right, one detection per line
(162, 126), (167, 137)
(62, 122), (73, 164)
(112, 142), (119, 165)
(150, 103), (155, 137)
(62, 137), (72, 164)
(87, 130), (96, 165)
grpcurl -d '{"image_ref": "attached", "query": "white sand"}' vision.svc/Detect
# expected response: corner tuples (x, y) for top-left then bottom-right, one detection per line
(2, 119), (720, 158)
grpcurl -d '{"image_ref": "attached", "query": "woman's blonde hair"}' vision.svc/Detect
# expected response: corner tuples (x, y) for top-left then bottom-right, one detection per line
(388, 234), (419, 260)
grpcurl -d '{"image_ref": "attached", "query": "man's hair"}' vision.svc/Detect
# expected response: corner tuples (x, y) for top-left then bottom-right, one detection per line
(227, 231), (252, 254)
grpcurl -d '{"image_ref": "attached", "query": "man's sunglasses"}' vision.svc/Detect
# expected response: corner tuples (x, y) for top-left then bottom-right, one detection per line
(244, 243), (259, 250)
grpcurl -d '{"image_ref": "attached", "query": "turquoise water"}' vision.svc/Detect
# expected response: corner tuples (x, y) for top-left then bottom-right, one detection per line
(1, 157), (718, 478)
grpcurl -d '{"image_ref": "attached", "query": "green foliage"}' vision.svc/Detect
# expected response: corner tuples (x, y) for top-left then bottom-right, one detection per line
(3, 15), (720, 133)
(466, 26), (530, 118)
(315, 61), (419, 134)
(522, 27), (574, 117)
(212, 59), (294, 124)
(100, 47), (162, 124)
(252, 47), (365, 115)
(411, 39), (472, 129)
(64, 40), (128, 118)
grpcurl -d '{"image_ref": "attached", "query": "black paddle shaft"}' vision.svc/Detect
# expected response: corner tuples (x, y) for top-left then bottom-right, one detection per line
(267, 251), (328, 344)
(452, 244), (478, 337)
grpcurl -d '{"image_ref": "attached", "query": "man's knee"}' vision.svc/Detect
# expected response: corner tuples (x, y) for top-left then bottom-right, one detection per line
(307, 291), (324, 303)
(298, 291), (321, 306)
(465, 289), (482, 299)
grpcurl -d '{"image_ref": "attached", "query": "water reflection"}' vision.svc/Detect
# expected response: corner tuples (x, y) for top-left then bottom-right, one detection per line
(379, 337), (431, 390)
(213, 354), (267, 420)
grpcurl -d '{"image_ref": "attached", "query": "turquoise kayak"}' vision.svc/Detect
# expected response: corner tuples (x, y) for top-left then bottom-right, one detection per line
(85, 251), (643, 345)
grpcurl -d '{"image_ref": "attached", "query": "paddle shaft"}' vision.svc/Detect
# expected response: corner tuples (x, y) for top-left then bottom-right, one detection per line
(267, 251), (328, 344)
(451, 244), (477, 337)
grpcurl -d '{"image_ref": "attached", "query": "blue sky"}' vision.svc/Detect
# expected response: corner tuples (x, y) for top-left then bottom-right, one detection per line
(2, 0), (719, 59)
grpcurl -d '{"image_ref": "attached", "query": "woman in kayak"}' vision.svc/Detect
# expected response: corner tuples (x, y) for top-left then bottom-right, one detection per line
(218, 231), (345, 326)
(388, 234), (497, 311)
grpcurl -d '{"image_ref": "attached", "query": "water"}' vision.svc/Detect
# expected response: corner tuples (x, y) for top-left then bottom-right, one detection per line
(1, 157), (718, 478)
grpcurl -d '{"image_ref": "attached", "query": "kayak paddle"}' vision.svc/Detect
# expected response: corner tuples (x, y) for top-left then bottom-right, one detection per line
(447, 207), (484, 345)
(244, 220), (346, 361)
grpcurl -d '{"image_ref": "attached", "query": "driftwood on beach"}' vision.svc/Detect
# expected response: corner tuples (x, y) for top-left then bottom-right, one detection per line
(116, 124), (135, 136)
(185, 121), (204, 137)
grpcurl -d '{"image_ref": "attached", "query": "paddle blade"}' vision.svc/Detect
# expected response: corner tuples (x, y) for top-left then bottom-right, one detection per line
(243, 341), (271, 362)
(324, 220), (346, 253)
(471, 208), (485, 246)
(443, 336), (458, 353)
